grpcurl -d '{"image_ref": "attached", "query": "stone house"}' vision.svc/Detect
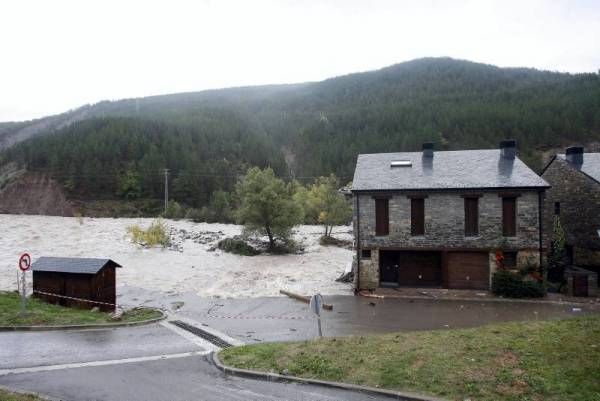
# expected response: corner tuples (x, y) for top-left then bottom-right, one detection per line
(541, 147), (600, 295)
(351, 141), (549, 291)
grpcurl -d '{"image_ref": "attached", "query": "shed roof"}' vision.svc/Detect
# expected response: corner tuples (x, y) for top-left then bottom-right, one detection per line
(31, 257), (122, 274)
(556, 153), (600, 184)
(351, 149), (549, 191)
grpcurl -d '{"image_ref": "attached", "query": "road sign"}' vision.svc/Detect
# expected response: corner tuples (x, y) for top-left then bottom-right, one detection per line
(18, 253), (31, 316)
(19, 253), (31, 271)
(309, 294), (323, 316)
(309, 294), (324, 337)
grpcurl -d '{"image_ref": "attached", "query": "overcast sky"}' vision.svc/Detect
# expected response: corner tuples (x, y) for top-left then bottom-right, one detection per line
(1, 0), (599, 122)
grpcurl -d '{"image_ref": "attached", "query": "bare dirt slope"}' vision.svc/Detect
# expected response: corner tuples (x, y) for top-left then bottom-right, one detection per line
(0, 173), (73, 216)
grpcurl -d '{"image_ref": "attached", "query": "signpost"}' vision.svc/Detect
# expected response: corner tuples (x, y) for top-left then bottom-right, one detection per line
(309, 293), (323, 337)
(18, 253), (31, 316)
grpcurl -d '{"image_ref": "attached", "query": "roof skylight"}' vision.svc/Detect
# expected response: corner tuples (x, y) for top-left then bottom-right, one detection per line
(390, 160), (412, 168)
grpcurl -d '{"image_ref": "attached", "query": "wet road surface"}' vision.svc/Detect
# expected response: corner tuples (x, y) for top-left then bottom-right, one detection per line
(0, 326), (392, 401)
(0, 324), (201, 369)
(120, 286), (600, 343)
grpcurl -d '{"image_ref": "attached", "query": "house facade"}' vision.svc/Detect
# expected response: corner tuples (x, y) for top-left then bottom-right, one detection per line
(541, 147), (600, 278)
(351, 141), (549, 291)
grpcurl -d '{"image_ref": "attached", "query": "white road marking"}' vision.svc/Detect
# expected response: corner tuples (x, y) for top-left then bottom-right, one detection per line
(0, 351), (209, 376)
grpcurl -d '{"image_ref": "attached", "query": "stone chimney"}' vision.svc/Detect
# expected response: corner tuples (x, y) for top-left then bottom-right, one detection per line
(565, 146), (584, 165)
(422, 142), (434, 158)
(500, 139), (516, 160)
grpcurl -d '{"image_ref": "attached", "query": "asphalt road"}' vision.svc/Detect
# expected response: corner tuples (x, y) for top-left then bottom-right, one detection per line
(1, 356), (391, 401)
(0, 323), (392, 401)
(0, 324), (200, 369)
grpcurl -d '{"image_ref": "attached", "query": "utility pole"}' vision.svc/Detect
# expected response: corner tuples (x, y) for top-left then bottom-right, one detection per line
(163, 168), (169, 214)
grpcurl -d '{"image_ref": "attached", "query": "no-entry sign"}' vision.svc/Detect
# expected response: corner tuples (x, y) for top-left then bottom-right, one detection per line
(19, 253), (31, 271)
(18, 253), (31, 316)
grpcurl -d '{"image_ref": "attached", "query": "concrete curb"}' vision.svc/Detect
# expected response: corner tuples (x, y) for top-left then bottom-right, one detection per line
(0, 308), (166, 332)
(0, 383), (59, 401)
(211, 351), (448, 401)
(360, 293), (598, 306)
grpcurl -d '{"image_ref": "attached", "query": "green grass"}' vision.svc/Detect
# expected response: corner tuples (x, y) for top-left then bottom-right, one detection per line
(0, 389), (43, 401)
(0, 291), (162, 326)
(221, 316), (600, 401)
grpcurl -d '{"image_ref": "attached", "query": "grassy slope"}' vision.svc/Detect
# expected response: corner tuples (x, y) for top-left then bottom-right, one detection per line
(0, 389), (43, 401)
(0, 291), (161, 326)
(221, 316), (600, 401)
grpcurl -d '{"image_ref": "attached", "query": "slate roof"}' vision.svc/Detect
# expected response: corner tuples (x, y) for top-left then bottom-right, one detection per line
(556, 153), (600, 184)
(31, 257), (122, 274)
(352, 149), (549, 191)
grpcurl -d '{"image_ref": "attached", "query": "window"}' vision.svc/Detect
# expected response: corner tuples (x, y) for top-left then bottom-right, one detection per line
(361, 249), (372, 259)
(504, 251), (517, 268)
(554, 202), (560, 216)
(375, 198), (389, 236)
(464, 197), (479, 236)
(411, 198), (425, 236)
(502, 197), (517, 237)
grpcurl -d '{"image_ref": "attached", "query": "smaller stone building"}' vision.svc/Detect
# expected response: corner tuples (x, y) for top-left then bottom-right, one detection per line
(351, 141), (549, 291)
(542, 147), (600, 294)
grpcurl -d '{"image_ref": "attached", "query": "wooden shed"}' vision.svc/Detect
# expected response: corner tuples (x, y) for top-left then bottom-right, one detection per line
(31, 257), (122, 312)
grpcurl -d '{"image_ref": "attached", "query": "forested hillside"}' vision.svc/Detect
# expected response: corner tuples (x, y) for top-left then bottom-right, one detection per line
(1, 57), (600, 211)
(1, 117), (286, 207)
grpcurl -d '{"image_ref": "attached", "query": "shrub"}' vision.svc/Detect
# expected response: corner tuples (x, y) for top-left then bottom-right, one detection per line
(319, 235), (352, 248)
(492, 270), (545, 298)
(267, 238), (302, 255)
(127, 219), (170, 247)
(217, 238), (260, 256)
(163, 201), (184, 220)
(185, 208), (205, 223)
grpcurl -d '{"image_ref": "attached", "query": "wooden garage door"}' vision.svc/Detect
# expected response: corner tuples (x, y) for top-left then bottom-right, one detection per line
(573, 275), (588, 297)
(397, 251), (442, 287)
(446, 252), (490, 290)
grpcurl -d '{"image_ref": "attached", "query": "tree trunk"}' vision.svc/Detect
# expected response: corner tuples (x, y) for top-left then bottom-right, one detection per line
(265, 226), (275, 249)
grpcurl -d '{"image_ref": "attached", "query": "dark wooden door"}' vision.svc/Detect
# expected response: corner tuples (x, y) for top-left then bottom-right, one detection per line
(446, 252), (490, 290)
(573, 275), (588, 297)
(397, 251), (441, 287)
(64, 274), (93, 309)
(379, 251), (399, 285)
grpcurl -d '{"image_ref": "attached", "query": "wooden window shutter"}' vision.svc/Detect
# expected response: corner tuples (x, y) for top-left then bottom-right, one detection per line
(502, 197), (517, 237)
(375, 198), (389, 236)
(464, 197), (479, 236)
(411, 198), (425, 236)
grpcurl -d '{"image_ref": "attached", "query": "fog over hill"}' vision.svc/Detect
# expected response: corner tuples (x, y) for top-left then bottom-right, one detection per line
(1, 57), (599, 210)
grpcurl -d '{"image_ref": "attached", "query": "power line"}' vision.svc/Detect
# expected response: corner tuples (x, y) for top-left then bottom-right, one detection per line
(18, 169), (352, 181)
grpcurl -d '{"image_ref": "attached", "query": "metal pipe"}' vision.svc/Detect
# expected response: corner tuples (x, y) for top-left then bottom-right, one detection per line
(538, 190), (544, 271)
(355, 193), (361, 293)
